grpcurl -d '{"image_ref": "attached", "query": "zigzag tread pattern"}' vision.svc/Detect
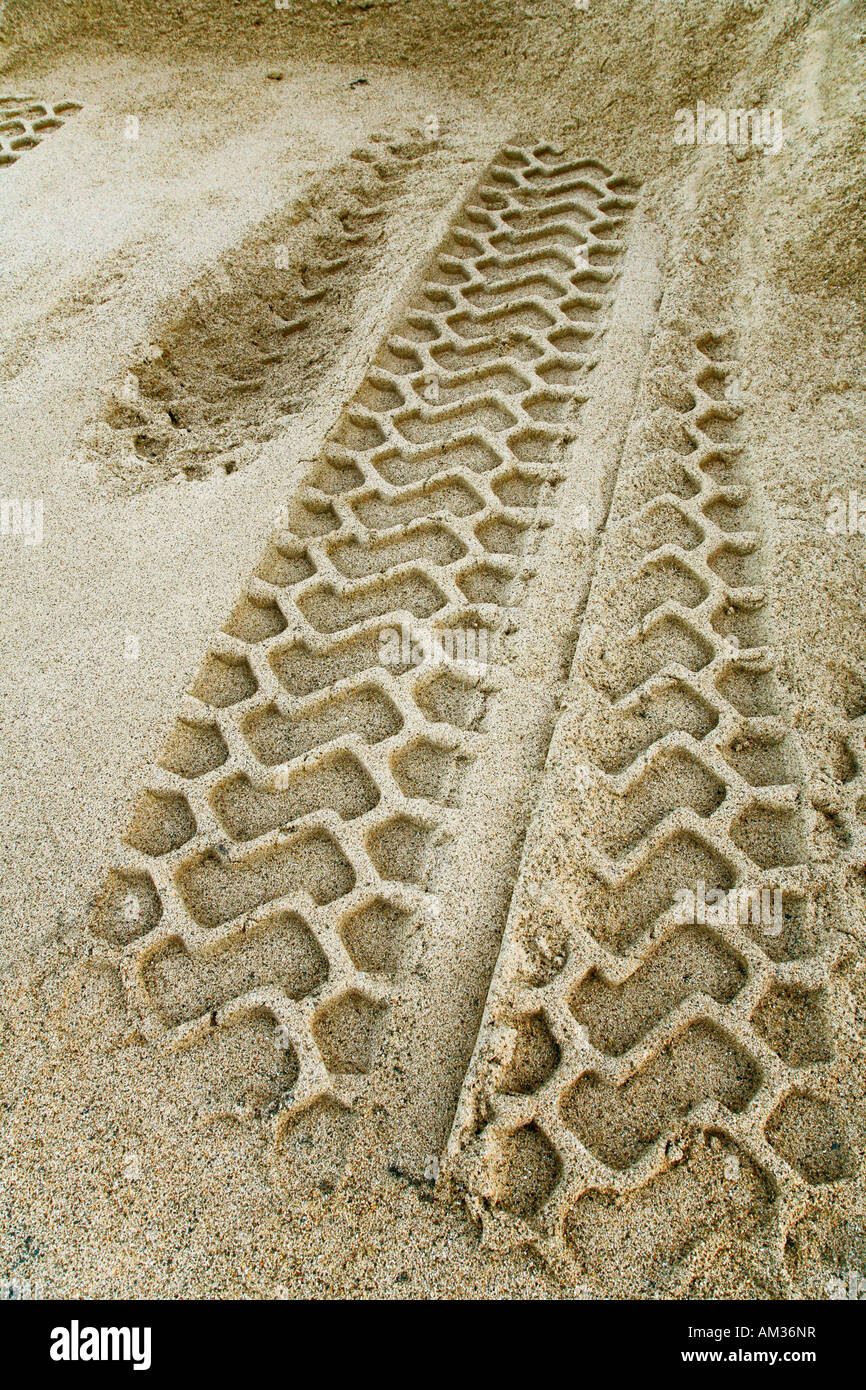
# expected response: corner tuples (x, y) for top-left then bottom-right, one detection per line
(89, 142), (640, 1138)
(0, 94), (81, 167)
(446, 321), (854, 1276)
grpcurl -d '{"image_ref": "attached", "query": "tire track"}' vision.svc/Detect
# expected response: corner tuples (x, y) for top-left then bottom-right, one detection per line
(87, 133), (439, 489)
(0, 94), (80, 168)
(446, 322), (850, 1274)
(89, 143), (644, 1154)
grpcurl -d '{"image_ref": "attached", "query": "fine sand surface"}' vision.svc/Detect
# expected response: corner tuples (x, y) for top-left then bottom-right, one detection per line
(1, 0), (864, 1298)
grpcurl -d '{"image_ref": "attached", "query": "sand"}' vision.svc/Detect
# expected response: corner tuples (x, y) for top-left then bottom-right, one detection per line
(0, 0), (863, 1300)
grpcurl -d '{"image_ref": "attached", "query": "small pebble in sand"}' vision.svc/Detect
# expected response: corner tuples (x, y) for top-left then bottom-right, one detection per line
(266, 70), (284, 82)
(122, 1152), (142, 1181)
